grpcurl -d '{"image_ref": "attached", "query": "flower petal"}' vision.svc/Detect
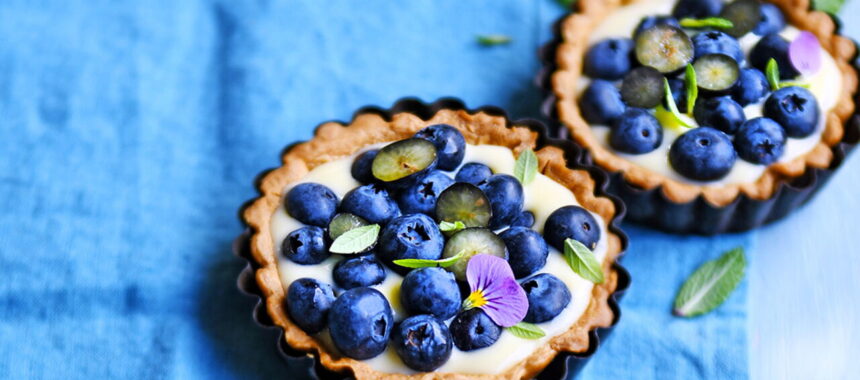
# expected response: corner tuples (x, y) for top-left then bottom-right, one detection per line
(466, 254), (529, 327)
(466, 254), (515, 293)
(480, 278), (528, 327)
(789, 31), (821, 76)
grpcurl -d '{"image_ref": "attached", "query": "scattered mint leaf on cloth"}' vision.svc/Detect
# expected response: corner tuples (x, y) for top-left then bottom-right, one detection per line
(680, 17), (734, 29)
(476, 34), (512, 46)
(439, 220), (466, 233)
(563, 238), (605, 284)
(673, 247), (746, 317)
(394, 250), (465, 269)
(508, 322), (546, 339)
(328, 224), (379, 254)
(514, 148), (538, 185)
(813, 0), (846, 14)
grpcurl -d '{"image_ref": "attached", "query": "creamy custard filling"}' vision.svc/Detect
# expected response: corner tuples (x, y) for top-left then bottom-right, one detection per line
(270, 144), (609, 375)
(577, 0), (841, 186)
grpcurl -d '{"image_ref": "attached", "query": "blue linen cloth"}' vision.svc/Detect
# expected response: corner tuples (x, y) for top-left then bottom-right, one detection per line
(0, 1), (857, 379)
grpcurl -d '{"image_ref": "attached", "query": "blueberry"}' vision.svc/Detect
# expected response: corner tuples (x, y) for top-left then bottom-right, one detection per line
(372, 138), (438, 188)
(285, 183), (339, 227)
(731, 68), (770, 106)
(719, 0), (762, 38)
(672, 0), (723, 19)
(753, 3), (786, 36)
(763, 86), (820, 138)
(693, 96), (746, 135)
(435, 182), (492, 228)
(449, 308), (502, 351)
(635, 25), (694, 74)
(579, 80), (626, 125)
(328, 287), (393, 360)
(609, 108), (663, 154)
(734, 117), (786, 165)
(377, 214), (444, 273)
(283, 226), (330, 265)
(633, 15), (680, 38)
(397, 170), (454, 216)
(455, 162), (493, 185)
(510, 211), (535, 228)
(340, 184), (401, 225)
(286, 278), (336, 334)
(351, 149), (379, 184)
(479, 174), (524, 229)
(669, 127), (737, 181)
(620, 66), (665, 108)
(750, 33), (800, 79)
(693, 31), (743, 63)
(400, 267), (461, 319)
(414, 124), (466, 171)
(391, 315), (453, 371)
(500, 227), (549, 278)
(521, 274), (571, 323)
(543, 206), (601, 252)
(693, 53), (740, 93)
(442, 228), (507, 281)
(584, 38), (635, 80)
(328, 213), (368, 240)
(665, 78), (689, 114)
(333, 255), (386, 290)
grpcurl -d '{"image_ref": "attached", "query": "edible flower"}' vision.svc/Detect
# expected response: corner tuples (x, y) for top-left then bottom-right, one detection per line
(789, 31), (821, 76)
(461, 254), (528, 327)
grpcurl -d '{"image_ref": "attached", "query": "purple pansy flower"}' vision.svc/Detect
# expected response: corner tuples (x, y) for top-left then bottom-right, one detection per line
(461, 254), (528, 327)
(789, 31), (822, 76)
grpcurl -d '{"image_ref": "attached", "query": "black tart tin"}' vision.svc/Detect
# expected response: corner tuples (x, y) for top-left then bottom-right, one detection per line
(537, 6), (860, 235)
(235, 98), (631, 379)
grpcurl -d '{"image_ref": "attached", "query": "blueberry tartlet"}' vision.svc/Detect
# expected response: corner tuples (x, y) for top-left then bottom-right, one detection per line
(546, 0), (858, 233)
(241, 100), (627, 379)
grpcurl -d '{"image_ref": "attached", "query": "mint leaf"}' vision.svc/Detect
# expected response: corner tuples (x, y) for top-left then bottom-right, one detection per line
(329, 224), (380, 254)
(663, 78), (693, 128)
(766, 58), (781, 91)
(508, 322), (546, 339)
(779, 81), (811, 89)
(514, 148), (538, 185)
(393, 250), (465, 269)
(679, 17), (734, 29)
(563, 238), (605, 284)
(813, 0), (846, 14)
(673, 247), (746, 317)
(439, 220), (466, 233)
(476, 34), (511, 46)
(684, 64), (698, 117)
(556, 0), (576, 9)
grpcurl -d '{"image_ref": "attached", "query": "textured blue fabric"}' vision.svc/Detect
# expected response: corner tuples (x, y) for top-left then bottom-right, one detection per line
(0, 1), (857, 379)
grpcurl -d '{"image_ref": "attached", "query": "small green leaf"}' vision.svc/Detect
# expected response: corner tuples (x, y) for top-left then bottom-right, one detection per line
(779, 81), (811, 89)
(439, 220), (466, 233)
(555, 0), (576, 9)
(476, 34), (512, 46)
(393, 250), (465, 269)
(813, 0), (846, 14)
(507, 322), (546, 339)
(679, 17), (734, 29)
(684, 64), (698, 117)
(328, 224), (380, 254)
(514, 148), (539, 185)
(563, 238), (605, 284)
(673, 247), (746, 317)
(663, 78), (693, 128)
(766, 58), (781, 91)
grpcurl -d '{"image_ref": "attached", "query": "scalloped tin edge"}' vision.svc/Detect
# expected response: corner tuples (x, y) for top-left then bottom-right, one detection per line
(234, 97), (631, 380)
(536, 5), (860, 235)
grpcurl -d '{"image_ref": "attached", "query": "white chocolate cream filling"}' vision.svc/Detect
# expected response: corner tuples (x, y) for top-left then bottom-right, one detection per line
(577, 0), (841, 186)
(270, 144), (609, 375)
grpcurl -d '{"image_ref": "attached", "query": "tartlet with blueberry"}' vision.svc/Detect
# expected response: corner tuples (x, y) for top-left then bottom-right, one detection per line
(241, 100), (627, 379)
(546, 0), (858, 233)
